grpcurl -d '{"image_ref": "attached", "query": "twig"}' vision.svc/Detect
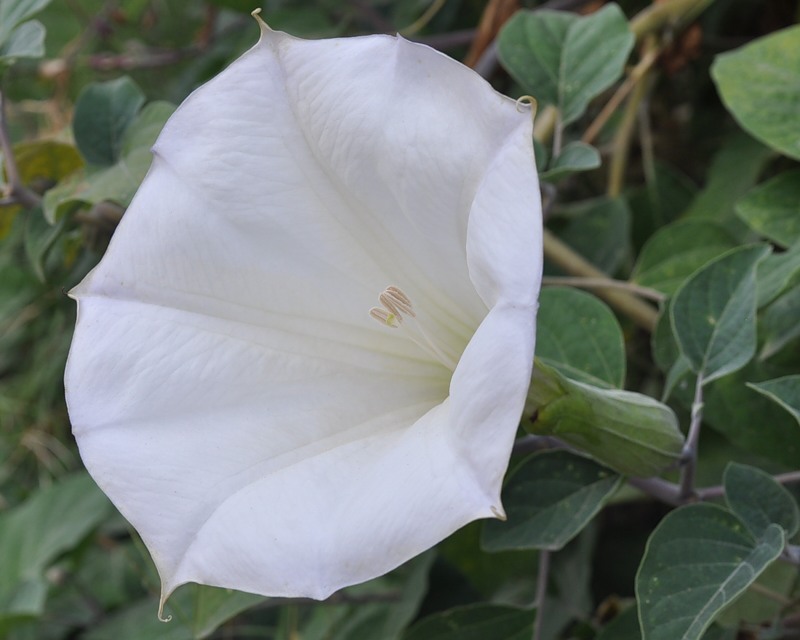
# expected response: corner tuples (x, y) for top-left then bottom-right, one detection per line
(606, 36), (657, 199)
(630, 0), (715, 41)
(532, 550), (551, 640)
(679, 372), (705, 500)
(0, 91), (42, 209)
(543, 229), (659, 331)
(582, 46), (660, 145)
(628, 476), (683, 506)
(541, 276), (665, 302)
(399, 0), (448, 36)
(696, 470), (800, 501)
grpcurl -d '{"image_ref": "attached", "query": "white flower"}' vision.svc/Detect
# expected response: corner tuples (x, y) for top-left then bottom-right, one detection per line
(65, 20), (542, 609)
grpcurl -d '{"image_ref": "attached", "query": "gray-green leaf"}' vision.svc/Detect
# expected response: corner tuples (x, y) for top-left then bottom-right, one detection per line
(632, 220), (738, 296)
(498, 4), (634, 125)
(73, 76), (146, 166)
(482, 450), (620, 552)
(724, 462), (800, 538)
(637, 503), (784, 640)
(541, 141), (601, 182)
(736, 170), (800, 248)
(747, 375), (800, 427)
(711, 25), (800, 159)
(671, 244), (770, 384)
(402, 605), (535, 640)
(536, 287), (625, 388)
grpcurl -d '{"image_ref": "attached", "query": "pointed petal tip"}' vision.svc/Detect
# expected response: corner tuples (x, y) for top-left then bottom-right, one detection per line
(490, 504), (507, 522)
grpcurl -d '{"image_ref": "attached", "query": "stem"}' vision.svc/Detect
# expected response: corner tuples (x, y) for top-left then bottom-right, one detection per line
(630, 0), (715, 41)
(679, 373), (704, 500)
(628, 476), (682, 506)
(0, 90), (41, 209)
(697, 470), (800, 501)
(541, 276), (665, 302)
(543, 229), (659, 331)
(582, 46), (660, 145)
(606, 38), (656, 199)
(552, 112), (563, 159)
(399, 0), (447, 36)
(532, 550), (551, 640)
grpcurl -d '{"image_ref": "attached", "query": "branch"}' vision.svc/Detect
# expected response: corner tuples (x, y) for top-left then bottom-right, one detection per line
(679, 372), (704, 500)
(541, 276), (665, 302)
(543, 229), (659, 331)
(532, 550), (551, 640)
(0, 91), (42, 209)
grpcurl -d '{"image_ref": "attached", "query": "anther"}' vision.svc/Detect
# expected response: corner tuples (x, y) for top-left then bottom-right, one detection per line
(369, 307), (399, 328)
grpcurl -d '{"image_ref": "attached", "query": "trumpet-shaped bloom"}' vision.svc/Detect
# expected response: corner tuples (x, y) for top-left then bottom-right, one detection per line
(65, 22), (542, 606)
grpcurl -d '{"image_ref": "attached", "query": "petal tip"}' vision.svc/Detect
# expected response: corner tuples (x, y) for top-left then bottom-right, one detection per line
(490, 504), (507, 521)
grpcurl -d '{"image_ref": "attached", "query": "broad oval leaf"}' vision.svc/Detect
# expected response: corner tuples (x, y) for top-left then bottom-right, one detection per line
(72, 76), (146, 166)
(712, 25), (800, 159)
(760, 284), (800, 359)
(498, 4), (634, 125)
(0, 474), (112, 625)
(402, 604), (535, 640)
(747, 375), (800, 427)
(632, 220), (738, 296)
(0, 20), (45, 63)
(736, 170), (800, 248)
(482, 450), (621, 552)
(536, 287), (625, 388)
(540, 141), (600, 182)
(671, 244), (771, 384)
(724, 462), (800, 539)
(637, 503), (785, 640)
(756, 242), (800, 308)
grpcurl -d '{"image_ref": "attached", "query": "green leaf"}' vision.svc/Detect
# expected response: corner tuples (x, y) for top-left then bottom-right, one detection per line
(0, 0), (51, 45)
(296, 552), (434, 640)
(712, 25), (800, 159)
(0, 19), (44, 62)
(551, 197), (631, 274)
(747, 375), (800, 427)
(704, 362), (800, 468)
(402, 605), (535, 640)
(632, 220), (738, 296)
(498, 4), (634, 125)
(757, 242), (800, 307)
(536, 287), (625, 388)
(671, 244), (770, 384)
(683, 132), (774, 222)
(760, 284), (800, 359)
(45, 101), (174, 223)
(73, 76), (146, 166)
(528, 360), (684, 477)
(482, 451), (620, 552)
(541, 142), (600, 182)
(736, 170), (800, 248)
(724, 462), (800, 538)
(0, 473), (112, 627)
(636, 503), (784, 640)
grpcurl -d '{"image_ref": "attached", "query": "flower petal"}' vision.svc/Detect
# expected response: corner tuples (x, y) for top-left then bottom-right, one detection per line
(66, 25), (542, 603)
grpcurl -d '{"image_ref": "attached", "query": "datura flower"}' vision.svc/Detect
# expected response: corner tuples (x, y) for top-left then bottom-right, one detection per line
(65, 18), (542, 609)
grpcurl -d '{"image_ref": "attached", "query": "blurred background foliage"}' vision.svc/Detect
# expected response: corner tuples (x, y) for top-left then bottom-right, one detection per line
(1, 0), (800, 638)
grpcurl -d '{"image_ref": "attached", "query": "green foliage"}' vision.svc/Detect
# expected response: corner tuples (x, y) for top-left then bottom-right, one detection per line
(0, 474), (111, 633)
(748, 375), (800, 426)
(636, 504), (785, 640)
(736, 170), (800, 248)
(535, 287), (625, 387)
(671, 244), (770, 384)
(0, 0), (52, 65)
(498, 4), (634, 125)
(482, 451), (621, 552)
(2, 2), (800, 639)
(402, 605), (535, 640)
(72, 77), (146, 167)
(712, 25), (800, 160)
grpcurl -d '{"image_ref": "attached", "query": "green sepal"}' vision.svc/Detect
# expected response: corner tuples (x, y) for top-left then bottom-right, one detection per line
(526, 359), (684, 476)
